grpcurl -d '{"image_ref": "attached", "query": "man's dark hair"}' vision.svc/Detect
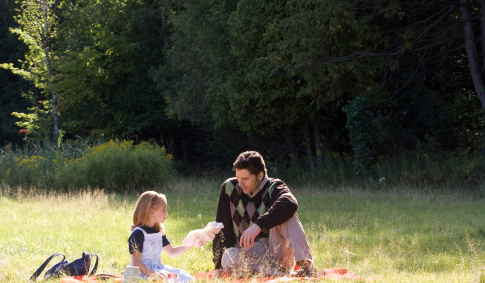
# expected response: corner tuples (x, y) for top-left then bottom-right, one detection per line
(232, 151), (267, 177)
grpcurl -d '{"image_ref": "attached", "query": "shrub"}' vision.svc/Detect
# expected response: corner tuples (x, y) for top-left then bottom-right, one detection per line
(0, 140), (173, 192)
(342, 97), (376, 176)
(55, 140), (173, 192)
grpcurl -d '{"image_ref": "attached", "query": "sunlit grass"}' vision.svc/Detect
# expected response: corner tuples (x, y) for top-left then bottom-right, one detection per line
(1, 179), (484, 282)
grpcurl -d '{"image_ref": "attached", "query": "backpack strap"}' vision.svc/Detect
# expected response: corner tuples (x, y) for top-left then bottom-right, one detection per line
(89, 254), (99, 276)
(29, 253), (65, 282)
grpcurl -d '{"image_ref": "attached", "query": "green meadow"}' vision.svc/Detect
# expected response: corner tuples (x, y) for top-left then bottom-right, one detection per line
(1, 178), (483, 282)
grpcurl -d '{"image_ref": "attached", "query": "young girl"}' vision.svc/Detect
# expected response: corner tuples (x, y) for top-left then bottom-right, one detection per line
(128, 191), (195, 282)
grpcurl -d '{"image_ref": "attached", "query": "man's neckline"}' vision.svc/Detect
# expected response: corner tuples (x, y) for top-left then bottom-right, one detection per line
(248, 176), (269, 198)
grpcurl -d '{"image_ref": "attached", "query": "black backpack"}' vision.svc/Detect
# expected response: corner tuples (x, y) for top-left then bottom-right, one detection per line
(29, 252), (98, 281)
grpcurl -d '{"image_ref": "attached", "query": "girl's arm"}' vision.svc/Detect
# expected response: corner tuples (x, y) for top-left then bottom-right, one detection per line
(162, 243), (195, 258)
(131, 252), (166, 277)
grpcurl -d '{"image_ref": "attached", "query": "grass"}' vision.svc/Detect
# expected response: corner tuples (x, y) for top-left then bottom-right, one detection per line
(1, 178), (484, 282)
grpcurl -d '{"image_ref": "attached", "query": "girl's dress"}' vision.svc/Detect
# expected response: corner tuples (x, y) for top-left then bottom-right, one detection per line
(129, 227), (194, 282)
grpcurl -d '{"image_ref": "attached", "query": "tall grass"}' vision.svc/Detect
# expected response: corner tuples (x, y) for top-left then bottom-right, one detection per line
(270, 149), (485, 190)
(1, 180), (484, 282)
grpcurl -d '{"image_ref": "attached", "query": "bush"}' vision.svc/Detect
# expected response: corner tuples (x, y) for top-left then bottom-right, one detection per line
(342, 97), (376, 176)
(0, 147), (63, 188)
(0, 140), (173, 192)
(56, 140), (173, 192)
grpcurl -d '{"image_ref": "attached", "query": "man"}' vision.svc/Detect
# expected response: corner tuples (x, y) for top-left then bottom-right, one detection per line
(212, 151), (317, 278)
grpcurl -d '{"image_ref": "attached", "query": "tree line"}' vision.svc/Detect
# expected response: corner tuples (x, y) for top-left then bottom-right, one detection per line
(1, 0), (485, 175)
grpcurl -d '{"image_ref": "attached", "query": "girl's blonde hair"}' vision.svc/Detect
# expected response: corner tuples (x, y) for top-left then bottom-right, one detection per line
(129, 191), (166, 234)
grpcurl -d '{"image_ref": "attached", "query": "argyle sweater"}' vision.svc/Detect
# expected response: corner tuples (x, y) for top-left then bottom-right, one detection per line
(212, 177), (298, 269)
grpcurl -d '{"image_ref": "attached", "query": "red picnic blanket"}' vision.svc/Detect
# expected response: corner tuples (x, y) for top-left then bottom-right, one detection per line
(196, 265), (380, 282)
(61, 266), (380, 282)
(61, 274), (123, 283)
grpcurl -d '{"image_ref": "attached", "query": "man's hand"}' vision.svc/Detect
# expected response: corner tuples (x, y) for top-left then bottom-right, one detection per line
(240, 224), (261, 249)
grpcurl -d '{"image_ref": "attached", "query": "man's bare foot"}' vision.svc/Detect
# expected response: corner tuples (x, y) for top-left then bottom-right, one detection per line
(295, 260), (318, 278)
(213, 269), (226, 278)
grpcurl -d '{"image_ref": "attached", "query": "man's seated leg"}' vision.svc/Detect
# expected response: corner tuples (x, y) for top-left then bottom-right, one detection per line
(221, 240), (287, 277)
(221, 247), (244, 276)
(269, 214), (318, 277)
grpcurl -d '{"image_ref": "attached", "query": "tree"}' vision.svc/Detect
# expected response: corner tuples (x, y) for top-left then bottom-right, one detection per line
(165, 0), (485, 169)
(56, 0), (176, 138)
(321, 0), (485, 150)
(165, 0), (391, 171)
(0, 0), (30, 146)
(157, 0), (239, 126)
(460, 0), (485, 109)
(1, 0), (61, 145)
(54, 0), (204, 167)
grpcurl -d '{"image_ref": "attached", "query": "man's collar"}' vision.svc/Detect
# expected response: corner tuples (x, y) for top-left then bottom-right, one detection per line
(248, 176), (269, 198)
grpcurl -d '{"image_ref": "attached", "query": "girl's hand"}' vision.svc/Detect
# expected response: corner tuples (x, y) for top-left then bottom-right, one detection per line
(157, 271), (169, 278)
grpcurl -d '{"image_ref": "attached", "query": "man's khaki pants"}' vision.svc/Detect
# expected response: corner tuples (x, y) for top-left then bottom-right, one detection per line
(221, 214), (313, 276)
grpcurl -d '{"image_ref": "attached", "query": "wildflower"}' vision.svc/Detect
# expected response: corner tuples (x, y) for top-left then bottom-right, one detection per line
(19, 129), (29, 135)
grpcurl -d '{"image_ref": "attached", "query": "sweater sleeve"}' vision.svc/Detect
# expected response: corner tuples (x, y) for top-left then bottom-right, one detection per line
(254, 181), (298, 230)
(212, 179), (236, 269)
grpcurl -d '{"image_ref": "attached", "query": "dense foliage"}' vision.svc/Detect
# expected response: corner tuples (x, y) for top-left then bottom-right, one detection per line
(1, 0), (485, 187)
(0, 0), (30, 146)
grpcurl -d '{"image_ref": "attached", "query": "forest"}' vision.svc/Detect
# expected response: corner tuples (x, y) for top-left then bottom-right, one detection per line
(1, 0), (485, 188)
